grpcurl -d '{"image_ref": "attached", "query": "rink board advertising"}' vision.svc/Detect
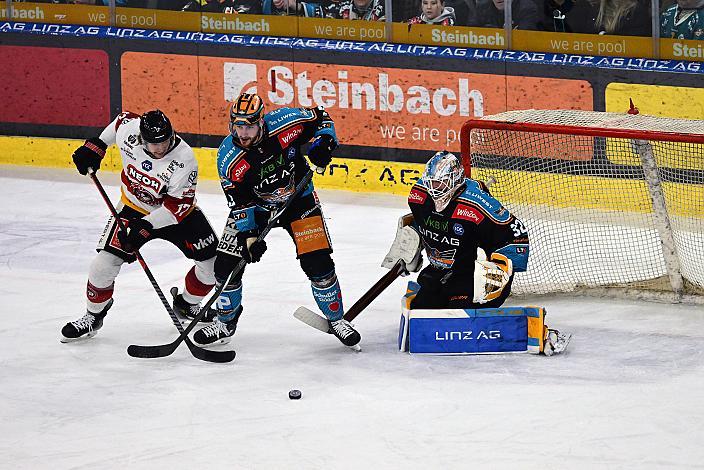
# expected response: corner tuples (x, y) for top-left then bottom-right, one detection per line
(1, 23), (703, 194)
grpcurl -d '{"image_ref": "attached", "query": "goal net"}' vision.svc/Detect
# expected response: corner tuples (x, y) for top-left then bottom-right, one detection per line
(461, 109), (704, 303)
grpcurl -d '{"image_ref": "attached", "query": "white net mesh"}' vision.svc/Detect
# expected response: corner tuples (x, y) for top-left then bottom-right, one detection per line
(462, 110), (704, 300)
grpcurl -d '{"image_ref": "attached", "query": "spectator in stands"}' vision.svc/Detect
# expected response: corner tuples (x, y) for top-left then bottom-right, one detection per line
(261, 0), (325, 15)
(661, 0), (704, 39)
(467, 0), (540, 29)
(330, 0), (385, 19)
(594, 0), (651, 35)
(537, 0), (599, 32)
(181, 0), (262, 13)
(407, 0), (456, 24)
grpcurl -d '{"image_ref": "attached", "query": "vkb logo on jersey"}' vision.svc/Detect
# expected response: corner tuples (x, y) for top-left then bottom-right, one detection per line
(453, 223), (464, 235)
(142, 160), (152, 171)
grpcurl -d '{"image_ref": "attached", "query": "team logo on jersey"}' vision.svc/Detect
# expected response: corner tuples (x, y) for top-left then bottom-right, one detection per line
(127, 135), (138, 145)
(452, 204), (484, 224)
(453, 223), (464, 235)
(142, 160), (152, 171)
(126, 164), (161, 192)
(287, 147), (296, 159)
(408, 188), (427, 204)
(427, 247), (456, 269)
(231, 159), (251, 182)
(277, 124), (303, 147)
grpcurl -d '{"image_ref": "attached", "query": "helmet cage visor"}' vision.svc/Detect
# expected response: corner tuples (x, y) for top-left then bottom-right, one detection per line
(421, 151), (464, 211)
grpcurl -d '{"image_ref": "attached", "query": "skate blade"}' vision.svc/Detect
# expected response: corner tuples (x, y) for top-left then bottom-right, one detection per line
(192, 337), (232, 348)
(348, 344), (362, 352)
(60, 331), (98, 343)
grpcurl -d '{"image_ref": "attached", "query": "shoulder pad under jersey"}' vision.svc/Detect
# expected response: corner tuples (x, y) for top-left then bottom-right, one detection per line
(115, 111), (140, 132)
(217, 136), (248, 186)
(455, 178), (511, 223)
(408, 183), (430, 205)
(264, 107), (317, 135)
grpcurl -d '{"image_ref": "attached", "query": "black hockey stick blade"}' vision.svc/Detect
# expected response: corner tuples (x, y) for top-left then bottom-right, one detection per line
(127, 170), (314, 360)
(128, 338), (235, 363)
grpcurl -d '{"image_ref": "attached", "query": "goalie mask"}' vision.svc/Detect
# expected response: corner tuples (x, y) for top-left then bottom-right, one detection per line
(420, 151), (465, 212)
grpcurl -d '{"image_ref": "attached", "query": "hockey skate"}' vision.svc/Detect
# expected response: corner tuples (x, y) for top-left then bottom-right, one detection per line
(192, 308), (241, 347)
(543, 328), (572, 356)
(170, 287), (216, 324)
(61, 299), (114, 343)
(328, 318), (361, 351)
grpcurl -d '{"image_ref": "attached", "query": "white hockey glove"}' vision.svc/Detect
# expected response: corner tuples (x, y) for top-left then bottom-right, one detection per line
(473, 247), (513, 304)
(381, 213), (422, 276)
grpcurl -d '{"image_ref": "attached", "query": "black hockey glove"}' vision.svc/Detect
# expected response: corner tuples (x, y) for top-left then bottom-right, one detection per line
(236, 230), (267, 263)
(73, 137), (107, 175)
(307, 134), (337, 169)
(118, 218), (153, 253)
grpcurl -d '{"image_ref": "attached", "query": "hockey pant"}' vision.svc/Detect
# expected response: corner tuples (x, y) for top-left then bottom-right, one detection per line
(87, 205), (218, 313)
(216, 191), (344, 321)
(410, 265), (514, 310)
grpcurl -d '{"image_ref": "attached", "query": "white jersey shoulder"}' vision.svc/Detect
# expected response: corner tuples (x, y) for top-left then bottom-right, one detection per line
(113, 118), (198, 223)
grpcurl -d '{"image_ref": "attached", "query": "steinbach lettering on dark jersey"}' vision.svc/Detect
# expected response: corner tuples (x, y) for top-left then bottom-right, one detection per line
(216, 107), (335, 212)
(408, 178), (530, 273)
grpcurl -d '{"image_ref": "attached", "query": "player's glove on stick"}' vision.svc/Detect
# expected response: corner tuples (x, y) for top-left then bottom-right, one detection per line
(118, 218), (153, 253)
(236, 230), (267, 263)
(307, 134), (337, 168)
(73, 137), (107, 175)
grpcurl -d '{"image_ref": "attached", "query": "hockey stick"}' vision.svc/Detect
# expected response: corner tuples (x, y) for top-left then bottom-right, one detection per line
(88, 171), (236, 363)
(294, 259), (407, 333)
(127, 169), (315, 359)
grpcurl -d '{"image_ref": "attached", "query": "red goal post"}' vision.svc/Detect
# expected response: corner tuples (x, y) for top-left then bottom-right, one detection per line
(460, 110), (704, 303)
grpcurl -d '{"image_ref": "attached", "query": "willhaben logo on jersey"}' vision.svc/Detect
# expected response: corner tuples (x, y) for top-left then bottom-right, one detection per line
(223, 62), (485, 117)
(452, 204), (484, 224)
(277, 124), (303, 147)
(224, 63), (259, 101)
(231, 159), (250, 182)
(126, 164), (161, 191)
(408, 188), (427, 204)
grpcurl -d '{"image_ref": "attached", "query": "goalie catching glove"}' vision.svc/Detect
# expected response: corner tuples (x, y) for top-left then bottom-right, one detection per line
(473, 247), (513, 304)
(381, 213), (423, 275)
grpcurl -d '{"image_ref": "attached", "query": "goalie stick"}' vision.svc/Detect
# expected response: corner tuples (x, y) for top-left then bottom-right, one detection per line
(127, 169), (315, 360)
(89, 171), (236, 363)
(294, 259), (408, 333)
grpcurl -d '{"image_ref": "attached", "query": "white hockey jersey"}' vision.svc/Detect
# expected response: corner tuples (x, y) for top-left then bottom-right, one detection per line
(99, 112), (199, 229)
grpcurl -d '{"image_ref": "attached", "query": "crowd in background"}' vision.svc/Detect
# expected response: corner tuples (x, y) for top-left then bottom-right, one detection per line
(18, 0), (704, 39)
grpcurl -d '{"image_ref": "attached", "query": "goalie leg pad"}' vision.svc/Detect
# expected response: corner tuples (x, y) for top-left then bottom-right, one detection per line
(399, 292), (548, 355)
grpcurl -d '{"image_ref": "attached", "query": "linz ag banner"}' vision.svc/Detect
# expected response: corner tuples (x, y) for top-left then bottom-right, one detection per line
(121, 53), (593, 153)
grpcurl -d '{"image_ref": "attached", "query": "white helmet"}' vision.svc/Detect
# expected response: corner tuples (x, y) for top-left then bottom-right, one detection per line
(420, 151), (465, 212)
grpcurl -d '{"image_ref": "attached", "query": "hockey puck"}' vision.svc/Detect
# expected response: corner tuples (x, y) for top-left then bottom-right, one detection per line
(289, 389), (302, 400)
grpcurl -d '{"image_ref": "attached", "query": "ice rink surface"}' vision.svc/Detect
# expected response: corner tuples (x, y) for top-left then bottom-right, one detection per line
(1, 165), (703, 469)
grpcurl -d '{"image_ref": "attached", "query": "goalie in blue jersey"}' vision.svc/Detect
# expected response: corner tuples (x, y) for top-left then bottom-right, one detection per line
(384, 150), (530, 309)
(192, 93), (360, 349)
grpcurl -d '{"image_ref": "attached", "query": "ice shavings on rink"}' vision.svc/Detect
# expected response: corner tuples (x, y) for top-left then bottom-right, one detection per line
(1, 166), (703, 469)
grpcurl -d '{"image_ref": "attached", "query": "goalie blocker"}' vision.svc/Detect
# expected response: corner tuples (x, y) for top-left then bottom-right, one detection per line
(398, 282), (570, 355)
